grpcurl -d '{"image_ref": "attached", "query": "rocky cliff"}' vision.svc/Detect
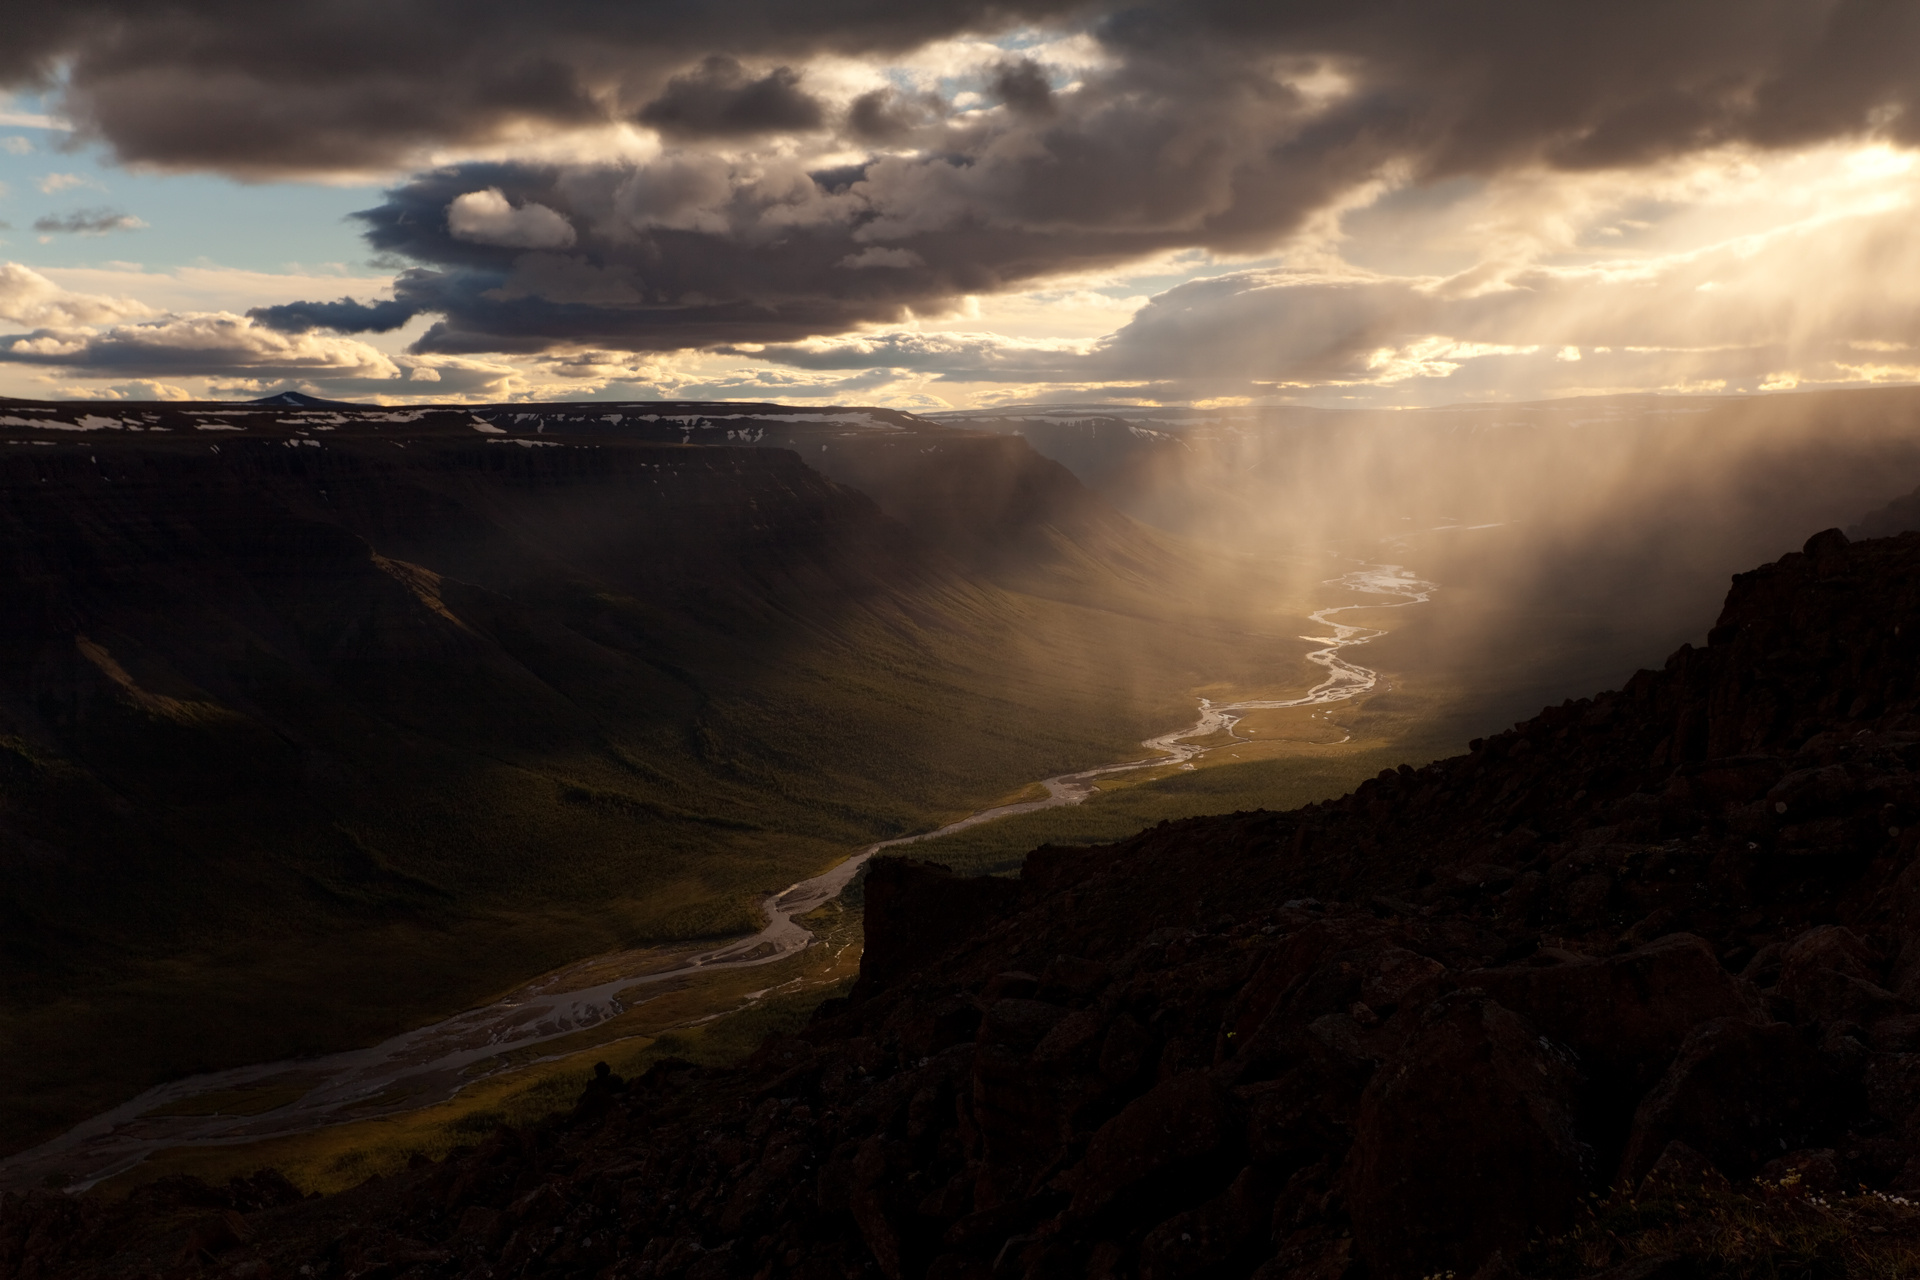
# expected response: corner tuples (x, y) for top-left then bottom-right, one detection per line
(17, 526), (1920, 1278)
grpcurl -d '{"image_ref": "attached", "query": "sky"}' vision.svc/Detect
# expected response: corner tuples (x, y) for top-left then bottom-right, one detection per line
(4, 2), (1920, 408)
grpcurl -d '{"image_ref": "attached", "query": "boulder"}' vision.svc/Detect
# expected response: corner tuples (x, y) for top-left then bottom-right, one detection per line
(1359, 947), (1449, 1011)
(1620, 1018), (1833, 1183)
(849, 1137), (912, 1280)
(1033, 1009), (1109, 1067)
(1786, 969), (1902, 1028)
(1779, 925), (1877, 982)
(977, 998), (1069, 1053)
(1469, 933), (1765, 1097)
(1068, 1072), (1243, 1221)
(1136, 1166), (1278, 1280)
(972, 1052), (1066, 1176)
(1863, 1052), (1920, 1127)
(1039, 955), (1112, 1002)
(1884, 861), (1920, 997)
(1224, 920), (1394, 1040)
(853, 858), (1020, 999)
(1776, 925), (1900, 1025)
(1098, 1014), (1154, 1088)
(1223, 933), (1446, 1085)
(1344, 993), (1589, 1279)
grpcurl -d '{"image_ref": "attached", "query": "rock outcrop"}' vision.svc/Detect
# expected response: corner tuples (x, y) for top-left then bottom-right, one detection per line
(19, 526), (1920, 1278)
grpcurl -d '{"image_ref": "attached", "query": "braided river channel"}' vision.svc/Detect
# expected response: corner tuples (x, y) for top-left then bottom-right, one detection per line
(0, 562), (1435, 1192)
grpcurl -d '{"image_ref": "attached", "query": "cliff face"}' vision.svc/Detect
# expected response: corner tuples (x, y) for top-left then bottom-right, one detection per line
(21, 527), (1920, 1278)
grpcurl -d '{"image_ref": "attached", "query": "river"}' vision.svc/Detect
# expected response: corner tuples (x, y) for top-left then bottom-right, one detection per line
(0, 562), (1434, 1193)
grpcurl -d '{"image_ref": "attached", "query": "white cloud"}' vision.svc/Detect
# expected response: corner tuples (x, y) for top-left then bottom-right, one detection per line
(0, 110), (63, 130)
(36, 263), (397, 317)
(742, 328), (1097, 375)
(0, 262), (155, 328)
(1362, 337), (1540, 383)
(688, 143), (1920, 409)
(0, 312), (404, 380)
(36, 173), (103, 194)
(102, 380), (196, 401)
(1, 137), (31, 156)
(446, 188), (577, 249)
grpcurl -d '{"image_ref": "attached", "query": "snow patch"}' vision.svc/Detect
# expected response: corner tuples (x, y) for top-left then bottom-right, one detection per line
(0, 414), (116, 431)
(750, 412), (901, 430)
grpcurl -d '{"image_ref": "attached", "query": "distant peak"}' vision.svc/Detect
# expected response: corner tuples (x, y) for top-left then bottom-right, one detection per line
(242, 391), (364, 409)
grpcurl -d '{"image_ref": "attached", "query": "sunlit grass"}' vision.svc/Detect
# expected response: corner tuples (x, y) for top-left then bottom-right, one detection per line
(895, 672), (1482, 878)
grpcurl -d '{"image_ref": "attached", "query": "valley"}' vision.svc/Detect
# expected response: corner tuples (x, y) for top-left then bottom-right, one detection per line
(0, 396), (1386, 1179)
(10, 387), (1920, 1205)
(0, 523), (1444, 1194)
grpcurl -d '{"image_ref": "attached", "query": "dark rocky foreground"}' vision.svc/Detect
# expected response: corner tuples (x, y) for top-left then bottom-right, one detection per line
(17, 526), (1920, 1278)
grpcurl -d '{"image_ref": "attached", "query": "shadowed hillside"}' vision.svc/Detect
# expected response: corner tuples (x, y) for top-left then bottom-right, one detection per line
(0, 400), (1292, 1156)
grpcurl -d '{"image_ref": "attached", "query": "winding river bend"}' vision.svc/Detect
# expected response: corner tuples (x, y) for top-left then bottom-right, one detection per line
(0, 563), (1435, 1193)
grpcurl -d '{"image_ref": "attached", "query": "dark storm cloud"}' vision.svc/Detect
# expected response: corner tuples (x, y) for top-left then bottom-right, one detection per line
(258, 157), (1204, 354)
(989, 59), (1056, 117)
(845, 89), (943, 144)
(23, 1), (1920, 356)
(31, 208), (142, 234)
(637, 58), (825, 138)
(2, 1), (1086, 174)
(248, 296), (421, 334)
(10, 2), (1920, 176)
